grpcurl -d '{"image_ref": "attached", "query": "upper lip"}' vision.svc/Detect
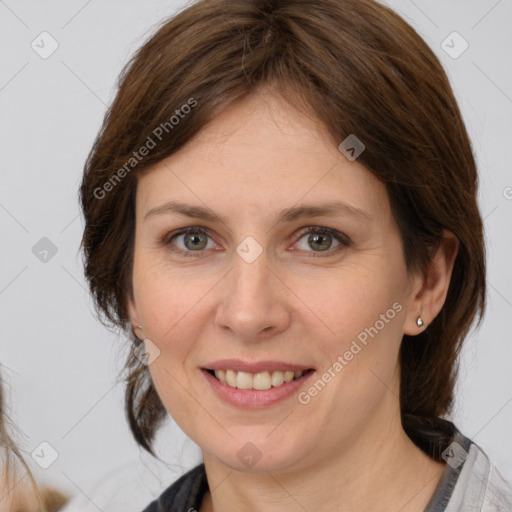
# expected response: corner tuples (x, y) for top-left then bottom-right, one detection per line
(203, 359), (315, 373)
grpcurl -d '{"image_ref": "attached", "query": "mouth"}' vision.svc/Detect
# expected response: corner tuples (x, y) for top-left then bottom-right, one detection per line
(200, 359), (317, 407)
(202, 368), (315, 391)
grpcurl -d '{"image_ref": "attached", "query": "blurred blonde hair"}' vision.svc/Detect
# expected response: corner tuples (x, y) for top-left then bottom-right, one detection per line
(0, 370), (68, 512)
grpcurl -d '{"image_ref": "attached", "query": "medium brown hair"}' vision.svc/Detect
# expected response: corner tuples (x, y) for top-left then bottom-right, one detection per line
(80, 0), (485, 456)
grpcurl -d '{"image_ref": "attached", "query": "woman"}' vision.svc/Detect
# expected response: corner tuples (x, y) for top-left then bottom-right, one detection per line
(79, 0), (512, 510)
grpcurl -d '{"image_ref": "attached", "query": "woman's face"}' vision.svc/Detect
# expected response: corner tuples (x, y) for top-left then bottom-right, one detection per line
(129, 89), (421, 472)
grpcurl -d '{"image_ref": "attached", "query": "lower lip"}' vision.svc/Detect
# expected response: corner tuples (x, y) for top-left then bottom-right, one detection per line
(201, 369), (315, 408)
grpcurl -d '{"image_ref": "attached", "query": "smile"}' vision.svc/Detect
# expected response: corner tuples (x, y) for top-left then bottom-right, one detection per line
(207, 369), (313, 391)
(201, 364), (316, 408)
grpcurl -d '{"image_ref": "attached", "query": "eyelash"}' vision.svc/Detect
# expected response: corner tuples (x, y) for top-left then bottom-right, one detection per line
(161, 226), (351, 258)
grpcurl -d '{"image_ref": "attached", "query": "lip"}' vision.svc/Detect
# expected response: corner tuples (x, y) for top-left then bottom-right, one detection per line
(203, 359), (314, 373)
(201, 367), (316, 409)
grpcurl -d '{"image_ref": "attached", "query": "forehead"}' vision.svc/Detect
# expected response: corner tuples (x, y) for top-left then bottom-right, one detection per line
(136, 91), (389, 221)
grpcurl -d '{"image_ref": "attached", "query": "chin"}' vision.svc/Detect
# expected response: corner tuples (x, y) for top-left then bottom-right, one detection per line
(204, 435), (309, 474)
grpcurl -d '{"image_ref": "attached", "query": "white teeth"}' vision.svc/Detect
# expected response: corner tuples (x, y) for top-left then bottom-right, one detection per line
(225, 369), (236, 387)
(213, 369), (305, 390)
(271, 371), (284, 387)
(236, 371), (253, 390)
(253, 371), (271, 390)
(284, 371), (295, 382)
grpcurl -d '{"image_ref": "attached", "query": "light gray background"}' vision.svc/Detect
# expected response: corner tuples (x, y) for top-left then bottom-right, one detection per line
(1, 0), (511, 507)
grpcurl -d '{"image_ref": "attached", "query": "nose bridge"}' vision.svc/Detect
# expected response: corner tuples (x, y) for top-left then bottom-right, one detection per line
(215, 238), (289, 338)
(233, 243), (270, 298)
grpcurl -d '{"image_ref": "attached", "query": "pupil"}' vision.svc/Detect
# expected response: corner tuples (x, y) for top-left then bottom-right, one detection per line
(310, 233), (331, 251)
(185, 232), (207, 250)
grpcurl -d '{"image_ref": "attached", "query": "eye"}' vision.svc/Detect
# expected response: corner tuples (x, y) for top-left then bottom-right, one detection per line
(293, 227), (351, 256)
(162, 226), (350, 258)
(164, 227), (217, 256)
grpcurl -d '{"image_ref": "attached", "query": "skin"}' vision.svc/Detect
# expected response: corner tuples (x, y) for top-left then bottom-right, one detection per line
(128, 88), (458, 512)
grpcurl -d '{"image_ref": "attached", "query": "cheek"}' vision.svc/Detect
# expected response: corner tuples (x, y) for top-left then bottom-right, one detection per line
(297, 260), (407, 348)
(132, 253), (216, 343)
(133, 258), (215, 422)
(298, 258), (408, 408)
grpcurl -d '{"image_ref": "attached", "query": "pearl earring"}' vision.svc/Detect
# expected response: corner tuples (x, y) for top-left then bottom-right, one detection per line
(131, 324), (144, 337)
(416, 316), (424, 327)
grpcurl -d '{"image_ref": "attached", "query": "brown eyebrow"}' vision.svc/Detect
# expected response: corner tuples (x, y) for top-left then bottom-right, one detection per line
(144, 200), (372, 224)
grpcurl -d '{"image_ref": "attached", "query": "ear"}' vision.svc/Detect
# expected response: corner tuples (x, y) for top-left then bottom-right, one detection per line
(404, 230), (459, 335)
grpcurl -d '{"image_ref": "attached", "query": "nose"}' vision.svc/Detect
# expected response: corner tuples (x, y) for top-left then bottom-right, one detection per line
(214, 245), (291, 342)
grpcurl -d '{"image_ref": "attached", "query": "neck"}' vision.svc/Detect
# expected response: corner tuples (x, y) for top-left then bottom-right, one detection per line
(200, 407), (446, 512)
